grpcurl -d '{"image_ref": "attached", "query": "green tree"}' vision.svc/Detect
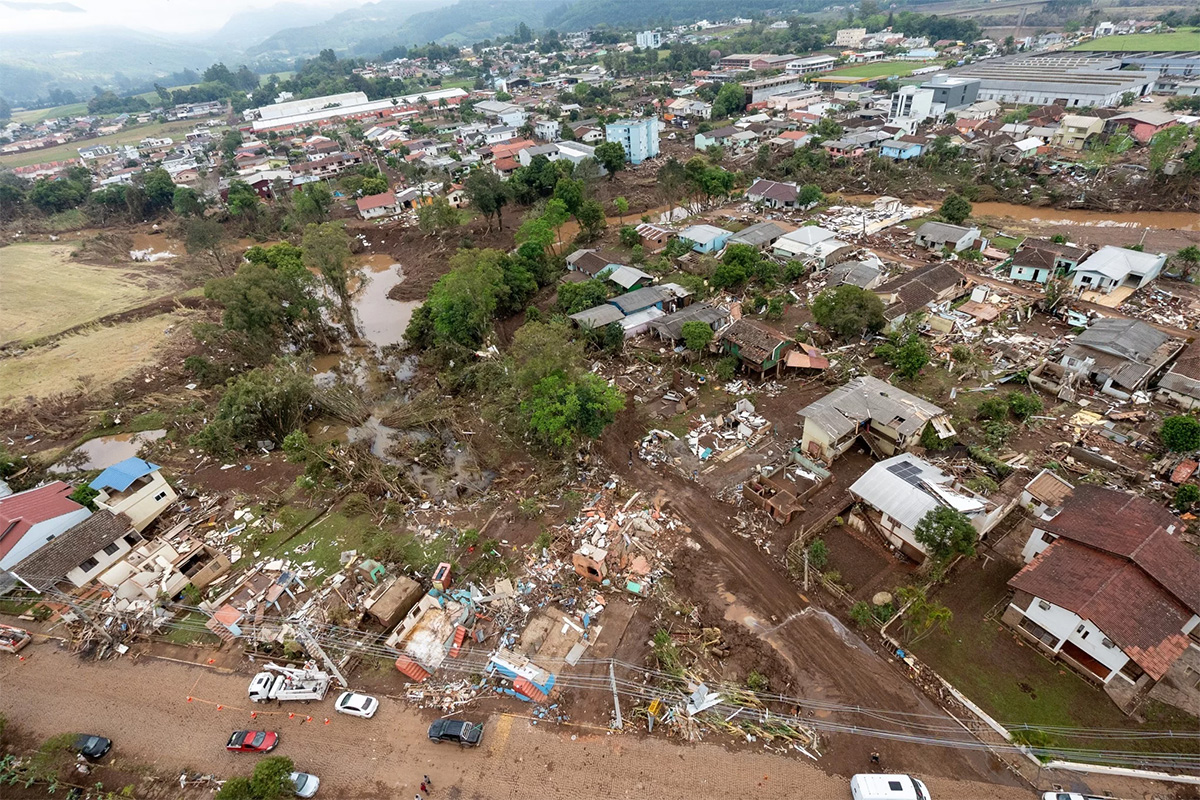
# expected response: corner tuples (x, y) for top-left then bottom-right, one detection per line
(939, 193), (972, 225)
(172, 185), (203, 217)
(1174, 483), (1200, 511)
(575, 198), (607, 240)
(466, 169), (510, 231)
(811, 284), (887, 339)
(619, 225), (641, 248)
(895, 584), (953, 644)
(413, 249), (508, 349)
(183, 216), (230, 273)
(1174, 245), (1200, 279)
(875, 332), (929, 379)
(521, 372), (625, 453)
(140, 168), (176, 214)
(206, 244), (322, 353)
(291, 181), (333, 225)
(249, 756), (296, 800)
(69, 484), (100, 510)
(556, 278), (609, 314)
(797, 184), (824, 208)
(712, 82), (746, 118)
(613, 195), (629, 223)
(1007, 391), (1043, 421)
(416, 196), (463, 234)
(191, 358), (315, 454)
(807, 538), (828, 569)
(913, 507), (978, 560)
(553, 177), (584, 215)
(812, 116), (843, 141)
(680, 320), (714, 352)
(303, 222), (358, 340)
(1160, 415), (1200, 452)
(1148, 125), (1187, 173)
(595, 140), (627, 180)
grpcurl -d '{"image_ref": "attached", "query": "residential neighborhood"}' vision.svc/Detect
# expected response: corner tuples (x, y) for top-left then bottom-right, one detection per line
(0, 3), (1199, 800)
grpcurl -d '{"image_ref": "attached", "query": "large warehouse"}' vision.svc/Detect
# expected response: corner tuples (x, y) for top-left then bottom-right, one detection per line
(946, 56), (1155, 108)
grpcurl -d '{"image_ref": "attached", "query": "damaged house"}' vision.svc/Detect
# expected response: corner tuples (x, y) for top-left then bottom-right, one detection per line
(717, 319), (793, 378)
(848, 454), (1014, 563)
(1156, 340), (1200, 411)
(1035, 317), (1184, 400)
(1003, 484), (1200, 713)
(8, 510), (141, 593)
(89, 457), (177, 532)
(872, 262), (969, 327)
(798, 375), (954, 464)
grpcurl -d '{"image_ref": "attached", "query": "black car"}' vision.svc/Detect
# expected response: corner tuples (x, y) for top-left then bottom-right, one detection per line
(427, 718), (483, 746)
(74, 735), (112, 760)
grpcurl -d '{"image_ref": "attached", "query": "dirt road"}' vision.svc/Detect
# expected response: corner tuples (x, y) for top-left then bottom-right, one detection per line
(2, 642), (1041, 800)
(599, 400), (1019, 786)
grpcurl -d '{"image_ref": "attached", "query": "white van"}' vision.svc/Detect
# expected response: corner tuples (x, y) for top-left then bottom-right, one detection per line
(850, 774), (932, 800)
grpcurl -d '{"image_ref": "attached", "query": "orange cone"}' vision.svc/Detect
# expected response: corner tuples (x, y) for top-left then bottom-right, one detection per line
(216, 705), (224, 711)
(208, 658), (216, 664)
(187, 696), (193, 702)
(323, 718), (330, 725)
(288, 712), (295, 719)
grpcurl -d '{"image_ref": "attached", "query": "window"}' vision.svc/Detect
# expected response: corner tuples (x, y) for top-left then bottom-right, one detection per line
(102, 542), (120, 556)
(1102, 638), (1115, 649)
(1040, 531), (1056, 544)
(153, 491), (168, 502)
(1020, 617), (1060, 648)
(1037, 599), (1051, 611)
(124, 534), (139, 546)
(79, 557), (99, 573)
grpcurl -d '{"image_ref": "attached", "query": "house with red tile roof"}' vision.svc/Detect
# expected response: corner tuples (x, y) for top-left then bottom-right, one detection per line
(1002, 482), (1200, 712)
(0, 482), (92, 574)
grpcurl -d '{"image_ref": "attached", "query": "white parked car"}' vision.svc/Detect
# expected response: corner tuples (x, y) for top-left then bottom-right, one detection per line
(291, 771), (320, 798)
(334, 691), (379, 718)
(1041, 793), (1106, 800)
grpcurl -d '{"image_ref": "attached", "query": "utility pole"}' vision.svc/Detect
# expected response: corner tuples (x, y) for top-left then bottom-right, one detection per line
(49, 588), (113, 643)
(803, 551), (810, 591)
(609, 662), (624, 730)
(292, 622), (348, 686)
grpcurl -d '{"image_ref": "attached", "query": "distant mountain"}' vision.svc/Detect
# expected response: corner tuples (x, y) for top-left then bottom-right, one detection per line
(0, 28), (232, 103)
(545, 0), (800, 30)
(246, 0), (453, 58)
(199, 3), (353, 50)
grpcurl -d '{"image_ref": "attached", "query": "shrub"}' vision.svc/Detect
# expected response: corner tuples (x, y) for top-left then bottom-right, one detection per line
(806, 538), (828, 569)
(849, 602), (874, 629)
(982, 419), (1014, 448)
(714, 355), (739, 381)
(1007, 392), (1043, 422)
(746, 670), (769, 692)
(1160, 415), (1200, 452)
(342, 492), (371, 517)
(976, 396), (1009, 421)
(69, 485), (99, 510)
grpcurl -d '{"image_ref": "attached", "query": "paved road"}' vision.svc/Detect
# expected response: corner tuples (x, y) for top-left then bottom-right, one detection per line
(3, 642), (1039, 800)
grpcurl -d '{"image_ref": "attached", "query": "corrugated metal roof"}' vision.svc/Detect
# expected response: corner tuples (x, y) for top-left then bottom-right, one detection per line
(394, 655), (431, 682)
(90, 458), (160, 492)
(849, 454), (983, 533)
(798, 375), (945, 440)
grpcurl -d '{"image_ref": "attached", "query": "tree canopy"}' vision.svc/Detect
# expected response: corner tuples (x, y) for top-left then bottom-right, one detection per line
(811, 285), (887, 339)
(913, 507), (978, 560)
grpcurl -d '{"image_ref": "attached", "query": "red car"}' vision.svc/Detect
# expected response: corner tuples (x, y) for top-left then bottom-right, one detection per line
(226, 730), (279, 753)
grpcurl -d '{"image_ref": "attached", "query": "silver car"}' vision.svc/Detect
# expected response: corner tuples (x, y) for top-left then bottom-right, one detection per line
(291, 771), (320, 798)
(334, 691), (379, 719)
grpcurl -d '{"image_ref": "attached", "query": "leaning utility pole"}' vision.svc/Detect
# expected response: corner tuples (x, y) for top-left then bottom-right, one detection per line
(49, 588), (113, 644)
(609, 662), (624, 730)
(292, 622), (348, 686)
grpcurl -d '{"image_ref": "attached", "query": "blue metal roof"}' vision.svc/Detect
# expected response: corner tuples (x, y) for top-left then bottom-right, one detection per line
(89, 457), (160, 492)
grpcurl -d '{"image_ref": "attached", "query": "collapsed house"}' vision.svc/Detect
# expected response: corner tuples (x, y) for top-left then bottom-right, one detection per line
(1032, 317), (1183, 400)
(797, 375), (954, 464)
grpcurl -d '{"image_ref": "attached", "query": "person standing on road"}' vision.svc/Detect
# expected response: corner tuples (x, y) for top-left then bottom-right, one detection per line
(420, 780), (429, 793)
(870, 751), (880, 767)
(424, 775), (433, 791)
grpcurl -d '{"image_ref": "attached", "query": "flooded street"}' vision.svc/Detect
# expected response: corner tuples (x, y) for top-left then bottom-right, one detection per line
(50, 429), (166, 473)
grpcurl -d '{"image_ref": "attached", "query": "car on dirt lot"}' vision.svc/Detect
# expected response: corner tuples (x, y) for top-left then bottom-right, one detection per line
(225, 730), (279, 753)
(291, 771), (320, 797)
(427, 718), (483, 746)
(334, 691), (379, 718)
(74, 735), (111, 759)
(1041, 793), (1107, 800)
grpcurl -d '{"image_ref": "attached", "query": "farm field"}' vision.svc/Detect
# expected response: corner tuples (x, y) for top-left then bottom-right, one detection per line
(825, 60), (922, 78)
(0, 119), (213, 169)
(0, 242), (174, 345)
(11, 102), (90, 124)
(0, 309), (194, 406)
(1072, 28), (1200, 51)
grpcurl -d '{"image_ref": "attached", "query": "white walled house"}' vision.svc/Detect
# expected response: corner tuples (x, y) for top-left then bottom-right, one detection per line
(9, 511), (140, 592)
(1002, 484), (1200, 713)
(89, 458), (177, 533)
(0, 482), (91, 573)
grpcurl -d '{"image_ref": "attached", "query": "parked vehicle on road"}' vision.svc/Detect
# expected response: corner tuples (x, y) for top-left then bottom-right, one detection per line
(428, 718), (483, 746)
(248, 662), (331, 703)
(291, 771), (320, 797)
(334, 691), (379, 718)
(1041, 793), (1108, 800)
(74, 735), (111, 759)
(850, 773), (931, 800)
(225, 730), (279, 753)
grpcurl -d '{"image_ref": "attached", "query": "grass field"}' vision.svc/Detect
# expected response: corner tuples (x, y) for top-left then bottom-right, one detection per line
(12, 102), (90, 124)
(0, 310), (194, 406)
(0, 242), (173, 345)
(826, 61), (921, 78)
(1073, 28), (1200, 51)
(0, 119), (215, 169)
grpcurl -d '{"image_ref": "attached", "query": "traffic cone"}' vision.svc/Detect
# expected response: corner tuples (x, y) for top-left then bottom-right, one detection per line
(288, 712), (295, 719)
(216, 705), (224, 711)
(251, 712), (258, 719)
(323, 718), (330, 725)
(187, 697), (193, 702)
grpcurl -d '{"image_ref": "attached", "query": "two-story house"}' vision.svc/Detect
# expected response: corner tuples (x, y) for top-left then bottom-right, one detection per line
(1003, 482), (1200, 713)
(9, 510), (141, 592)
(718, 319), (793, 378)
(89, 457), (177, 533)
(0, 482), (91, 577)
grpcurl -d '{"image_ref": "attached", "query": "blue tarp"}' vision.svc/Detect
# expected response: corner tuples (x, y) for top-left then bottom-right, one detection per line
(88, 457), (159, 492)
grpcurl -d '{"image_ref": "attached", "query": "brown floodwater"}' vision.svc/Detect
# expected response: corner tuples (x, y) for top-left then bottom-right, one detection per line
(352, 263), (419, 350)
(836, 194), (1199, 230)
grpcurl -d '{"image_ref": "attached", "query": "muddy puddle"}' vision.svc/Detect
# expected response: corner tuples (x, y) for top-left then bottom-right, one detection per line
(344, 416), (495, 501)
(50, 429), (167, 473)
(352, 263), (420, 351)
